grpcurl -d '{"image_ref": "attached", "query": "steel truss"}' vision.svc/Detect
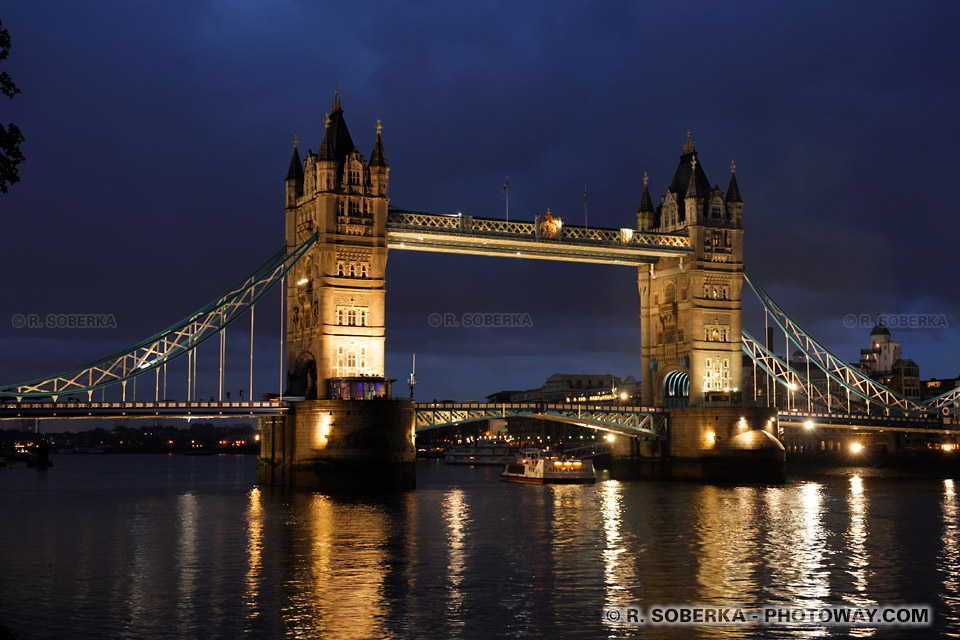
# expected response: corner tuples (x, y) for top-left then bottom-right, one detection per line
(743, 268), (958, 416)
(742, 330), (866, 413)
(0, 234), (319, 401)
(414, 402), (667, 438)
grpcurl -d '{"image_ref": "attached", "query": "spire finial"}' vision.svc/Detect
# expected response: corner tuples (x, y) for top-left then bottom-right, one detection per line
(376, 118), (382, 136)
(687, 129), (691, 143)
(682, 129), (696, 154)
(332, 86), (341, 111)
(324, 112), (331, 129)
(292, 133), (299, 149)
(730, 160), (736, 174)
(643, 171), (649, 187)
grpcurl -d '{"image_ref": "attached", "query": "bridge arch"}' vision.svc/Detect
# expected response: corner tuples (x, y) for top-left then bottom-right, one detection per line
(289, 352), (318, 400)
(661, 369), (689, 408)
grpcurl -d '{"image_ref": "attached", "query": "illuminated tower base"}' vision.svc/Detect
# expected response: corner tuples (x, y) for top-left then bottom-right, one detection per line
(258, 399), (416, 491)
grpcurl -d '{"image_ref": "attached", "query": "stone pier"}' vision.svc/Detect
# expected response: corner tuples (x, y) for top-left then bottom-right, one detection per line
(610, 406), (784, 482)
(258, 399), (416, 491)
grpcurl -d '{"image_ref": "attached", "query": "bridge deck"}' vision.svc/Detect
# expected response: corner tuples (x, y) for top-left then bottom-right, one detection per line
(0, 401), (287, 420)
(778, 409), (956, 435)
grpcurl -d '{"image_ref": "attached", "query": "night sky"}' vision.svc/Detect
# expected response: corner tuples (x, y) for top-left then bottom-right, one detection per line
(2, 1), (959, 413)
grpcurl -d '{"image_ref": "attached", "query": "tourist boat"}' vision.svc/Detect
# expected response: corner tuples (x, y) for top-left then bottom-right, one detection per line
(444, 442), (518, 466)
(501, 448), (596, 484)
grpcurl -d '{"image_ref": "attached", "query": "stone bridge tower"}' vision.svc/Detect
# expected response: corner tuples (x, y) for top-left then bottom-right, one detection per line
(638, 134), (744, 407)
(282, 90), (389, 399)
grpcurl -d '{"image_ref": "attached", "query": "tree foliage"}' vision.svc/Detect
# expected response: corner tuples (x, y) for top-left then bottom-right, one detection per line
(1, 19), (24, 194)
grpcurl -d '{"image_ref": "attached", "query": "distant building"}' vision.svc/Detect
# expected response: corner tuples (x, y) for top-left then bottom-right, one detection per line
(922, 375), (960, 401)
(854, 320), (921, 402)
(486, 373), (622, 404)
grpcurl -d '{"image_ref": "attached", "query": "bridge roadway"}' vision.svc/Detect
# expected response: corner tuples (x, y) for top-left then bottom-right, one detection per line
(0, 401), (287, 421)
(778, 409), (958, 435)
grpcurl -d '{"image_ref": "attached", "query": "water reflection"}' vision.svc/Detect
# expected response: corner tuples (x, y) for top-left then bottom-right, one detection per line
(176, 492), (199, 629)
(601, 481), (635, 610)
(443, 489), (469, 636)
(845, 476), (873, 606)
(244, 487), (263, 624)
(763, 483), (829, 610)
(941, 479), (959, 630)
(283, 494), (392, 639)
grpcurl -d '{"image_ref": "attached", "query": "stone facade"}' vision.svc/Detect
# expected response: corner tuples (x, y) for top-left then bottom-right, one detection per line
(283, 90), (389, 398)
(638, 135), (744, 407)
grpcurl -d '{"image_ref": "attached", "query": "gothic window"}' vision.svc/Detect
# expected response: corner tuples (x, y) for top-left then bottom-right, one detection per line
(336, 308), (343, 325)
(337, 261), (344, 276)
(338, 199), (345, 216)
(663, 282), (676, 304)
(351, 169), (360, 185)
(359, 347), (367, 370)
(349, 263), (356, 277)
(349, 200), (360, 216)
(711, 204), (721, 218)
(360, 263), (368, 278)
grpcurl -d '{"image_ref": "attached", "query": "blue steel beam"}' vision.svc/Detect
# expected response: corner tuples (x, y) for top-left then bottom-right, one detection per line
(743, 268), (942, 415)
(413, 402), (666, 438)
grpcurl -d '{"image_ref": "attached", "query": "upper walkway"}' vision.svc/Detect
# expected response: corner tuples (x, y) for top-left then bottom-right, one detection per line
(386, 209), (691, 266)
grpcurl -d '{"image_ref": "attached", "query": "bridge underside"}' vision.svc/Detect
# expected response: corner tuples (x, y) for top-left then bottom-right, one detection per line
(414, 403), (667, 439)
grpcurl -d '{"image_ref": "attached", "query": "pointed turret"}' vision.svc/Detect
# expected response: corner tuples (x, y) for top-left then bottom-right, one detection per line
(725, 160), (742, 203)
(725, 160), (743, 227)
(369, 119), (389, 197)
(684, 156), (702, 224)
(370, 119), (387, 167)
(285, 134), (304, 207)
(637, 171), (656, 231)
(666, 131), (711, 224)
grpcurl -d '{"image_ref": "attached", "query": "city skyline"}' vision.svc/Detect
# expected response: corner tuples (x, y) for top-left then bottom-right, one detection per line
(2, 2), (959, 405)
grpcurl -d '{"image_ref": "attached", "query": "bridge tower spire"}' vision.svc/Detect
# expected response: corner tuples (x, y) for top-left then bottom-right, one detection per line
(283, 90), (389, 398)
(638, 134), (744, 407)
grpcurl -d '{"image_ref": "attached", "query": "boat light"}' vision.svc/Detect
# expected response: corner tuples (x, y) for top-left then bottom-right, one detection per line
(553, 461), (563, 467)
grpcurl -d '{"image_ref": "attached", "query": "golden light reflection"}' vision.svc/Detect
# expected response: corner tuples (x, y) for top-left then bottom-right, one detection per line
(764, 483), (829, 609)
(443, 489), (469, 634)
(940, 479), (960, 628)
(846, 476), (874, 608)
(244, 487), (263, 621)
(693, 486), (761, 603)
(601, 481), (635, 611)
(285, 495), (390, 639)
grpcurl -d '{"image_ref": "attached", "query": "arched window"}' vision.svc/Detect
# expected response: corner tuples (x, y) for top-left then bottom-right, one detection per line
(663, 282), (676, 304)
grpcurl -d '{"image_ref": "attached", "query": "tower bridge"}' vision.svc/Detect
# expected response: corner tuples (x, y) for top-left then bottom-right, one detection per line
(3, 91), (959, 487)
